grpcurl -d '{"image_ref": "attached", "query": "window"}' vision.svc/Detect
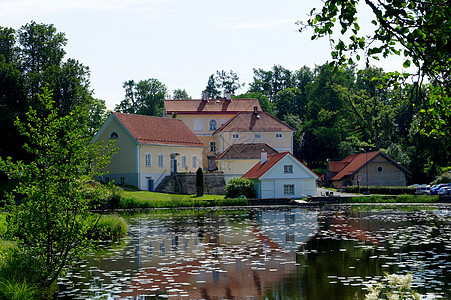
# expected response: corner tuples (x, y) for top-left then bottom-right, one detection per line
(158, 154), (164, 167)
(145, 153), (152, 167)
(120, 177), (125, 185)
(232, 134), (240, 139)
(254, 133), (261, 139)
(181, 155), (187, 168)
(109, 132), (119, 139)
(377, 166), (383, 173)
(284, 165), (293, 174)
(209, 119), (217, 131)
(276, 133), (283, 138)
(192, 155), (198, 168)
(194, 119), (203, 131)
(210, 141), (216, 152)
(284, 184), (295, 195)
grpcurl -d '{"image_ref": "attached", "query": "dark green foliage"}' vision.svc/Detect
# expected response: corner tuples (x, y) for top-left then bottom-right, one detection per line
(225, 177), (255, 199)
(196, 167), (204, 197)
(205, 70), (243, 98)
(344, 186), (417, 195)
(87, 214), (127, 241)
(349, 195), (438, 203)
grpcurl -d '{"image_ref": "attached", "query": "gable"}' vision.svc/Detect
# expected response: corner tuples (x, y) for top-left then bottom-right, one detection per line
(261, 154), (318, 180)
(215, 112), (294, 133)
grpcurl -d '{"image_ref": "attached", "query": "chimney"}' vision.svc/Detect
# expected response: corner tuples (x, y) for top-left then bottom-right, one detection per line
(225, 92), (232, 101)
(202, 90), (209, 101)
(261, 149), (267, 165)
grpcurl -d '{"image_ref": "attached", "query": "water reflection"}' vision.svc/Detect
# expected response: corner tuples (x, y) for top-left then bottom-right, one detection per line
(58, 205), (450, 299)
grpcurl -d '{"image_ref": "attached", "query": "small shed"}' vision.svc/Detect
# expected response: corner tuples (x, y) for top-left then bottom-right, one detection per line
(243, 152), (318, 198)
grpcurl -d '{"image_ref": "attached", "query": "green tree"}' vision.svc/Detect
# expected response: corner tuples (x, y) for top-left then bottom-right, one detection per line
(196, 167), (204, 196)
(299, 0), (451, 137)
(172, 88), (191, 99)
(225, 177), (255, 199)
(205, 70), (243, 98)
(115, 78), (167, 116)
(0, 88), (115, 290)
(249, 65), (294, 101)
(236, 92), (275, 116)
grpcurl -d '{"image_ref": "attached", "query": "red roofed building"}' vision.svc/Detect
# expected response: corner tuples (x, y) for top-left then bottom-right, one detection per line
(324, 151), (411, 188)
(164, 96), (262, 170)
(243, 152), (318, 198)
(92, 113), (204, 190)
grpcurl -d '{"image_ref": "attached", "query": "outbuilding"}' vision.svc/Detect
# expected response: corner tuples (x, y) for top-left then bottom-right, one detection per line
(243, 152), (318, 198)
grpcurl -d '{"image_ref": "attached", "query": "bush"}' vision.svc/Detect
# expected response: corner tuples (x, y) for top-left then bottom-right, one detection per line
(225, 178), (255, 199)
(344, 185), (417, 195)
(87, 214), (128, 241)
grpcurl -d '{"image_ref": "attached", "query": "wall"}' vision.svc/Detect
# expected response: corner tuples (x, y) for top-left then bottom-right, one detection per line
(331, 155), (408, 188)
(215, 131), (293, 154)
(217, 159), (260, 183)
(138, 144), (203, 190)
(156, 173), (226, 195)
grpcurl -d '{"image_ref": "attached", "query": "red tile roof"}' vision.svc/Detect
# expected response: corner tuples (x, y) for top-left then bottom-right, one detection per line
(330, 151), (380, 181)
(242, 152), (289, 179)
(216, 143), (278, 160)
(113, 112), (204, 147)
(214, 112), (294, 133)
(328, 161), (349, 173)
(164, 99), (261, 115)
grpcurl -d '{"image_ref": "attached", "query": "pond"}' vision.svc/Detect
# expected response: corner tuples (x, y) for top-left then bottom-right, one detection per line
(58, 204), (450, 299)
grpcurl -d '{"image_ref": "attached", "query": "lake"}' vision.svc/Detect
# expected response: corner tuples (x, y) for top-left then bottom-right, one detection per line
(58, 204), (450, 299)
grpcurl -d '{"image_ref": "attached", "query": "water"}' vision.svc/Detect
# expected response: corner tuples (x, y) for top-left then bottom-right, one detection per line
(58, 205), (451, 299)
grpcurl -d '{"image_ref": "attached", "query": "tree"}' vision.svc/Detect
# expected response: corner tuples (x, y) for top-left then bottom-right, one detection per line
(236, 92), (275, 116)
(224, 177), (255, 199)
(205, 70), (243, 99)
(249, 65), (294, 101)
(0, 22), (94, 162)
(299, 0), (451, 137)
(115, 78), (167, 116)
(196, 167), (204, 196)
(0, 88), (115, 289)
(172, 88), (191, 99)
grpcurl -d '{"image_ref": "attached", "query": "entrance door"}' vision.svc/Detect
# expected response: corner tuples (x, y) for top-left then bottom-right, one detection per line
(147, 178), (154, 191)
(171, 158), (177, 174)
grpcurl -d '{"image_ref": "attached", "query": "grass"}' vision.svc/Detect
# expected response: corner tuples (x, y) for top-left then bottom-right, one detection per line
(90, 214), (128, 241)
(349, 194), (439, 203)
(117, 190), (249, 208)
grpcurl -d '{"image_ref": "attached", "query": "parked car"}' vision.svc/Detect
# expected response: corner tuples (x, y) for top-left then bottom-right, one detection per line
(415, 186), (431, 195)
(437, 187), (451, 196)
(430, 183), (451, 195)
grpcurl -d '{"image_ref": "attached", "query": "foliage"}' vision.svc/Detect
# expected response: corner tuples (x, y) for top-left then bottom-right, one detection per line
(0, 88), (115, 289)
(115, 78), (167, 116)
(299, 0), (451, 137)
(117, 191), (227, 208)
(172, 88), (191, 99)
(430, 169), (451, 185)
(196, 167), (204, 197)
(0, 22), (103, 161)
(344, 186), (416, 195)
(224, 177), (255, 199)
(364, 273), (421, 300)
(87, 214), (128, 241)
(205, 70), (243, 98)
(349, 195), (438, 203)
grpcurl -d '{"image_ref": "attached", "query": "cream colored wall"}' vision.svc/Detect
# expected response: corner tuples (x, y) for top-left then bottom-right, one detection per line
(215, 131), (293, 153)
(139, 144), (203, 173)
(218, 159), (260, 183)
(173, 114), (232, 135)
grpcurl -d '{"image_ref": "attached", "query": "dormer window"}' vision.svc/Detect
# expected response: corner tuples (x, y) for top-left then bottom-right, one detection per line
(109, 132), (119, 139)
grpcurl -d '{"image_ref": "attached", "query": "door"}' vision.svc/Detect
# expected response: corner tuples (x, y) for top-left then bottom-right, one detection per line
(147, 179), (154, 191)
(171, 158), (177, 174)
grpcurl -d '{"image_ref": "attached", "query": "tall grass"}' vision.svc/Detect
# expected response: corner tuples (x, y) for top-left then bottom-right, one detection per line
(349, 194), (439, 203)
(89, 214), (128, 241)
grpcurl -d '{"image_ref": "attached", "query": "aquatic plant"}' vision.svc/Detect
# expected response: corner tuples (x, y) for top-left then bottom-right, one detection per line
(365, 273), (421, 300)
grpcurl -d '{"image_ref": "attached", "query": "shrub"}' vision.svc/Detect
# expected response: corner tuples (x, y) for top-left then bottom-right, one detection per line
(344, 185), (417, 195)
(225, 177), (255, 199)
(87, 214), (128, 241)
(196, 168), (204, 197)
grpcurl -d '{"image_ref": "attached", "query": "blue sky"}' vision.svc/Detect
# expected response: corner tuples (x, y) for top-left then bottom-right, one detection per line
(0, 0), (402, 109)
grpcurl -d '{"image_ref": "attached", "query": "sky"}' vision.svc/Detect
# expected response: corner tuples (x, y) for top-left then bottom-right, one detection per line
(0, 0), (402, 110)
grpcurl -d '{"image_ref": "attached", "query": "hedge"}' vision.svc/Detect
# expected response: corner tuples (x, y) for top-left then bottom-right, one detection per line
(344, 185), (417, 195)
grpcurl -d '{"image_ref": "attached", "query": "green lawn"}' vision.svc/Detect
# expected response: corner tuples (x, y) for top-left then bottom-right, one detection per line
(117, 191), (247, 208)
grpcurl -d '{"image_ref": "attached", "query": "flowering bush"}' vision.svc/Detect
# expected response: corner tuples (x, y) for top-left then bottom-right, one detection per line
(365, 273), (421, 300)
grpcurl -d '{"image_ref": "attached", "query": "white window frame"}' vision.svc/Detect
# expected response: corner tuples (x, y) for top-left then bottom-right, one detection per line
(181, 154), (187, 168)
(276, 133), (283, 138)
(209, 119), (217, 131)
(194, 119), (203, 131)
(192, 155), (198, 168)
(284, 184), (295, 195)
(284, 165), (293, 174)
(254, 133), (261, 139)
(158, 153), (164, 167)
(232, 134), (240, 139)
(109, 131), (119, 139)
(145, 153), (152, 167)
